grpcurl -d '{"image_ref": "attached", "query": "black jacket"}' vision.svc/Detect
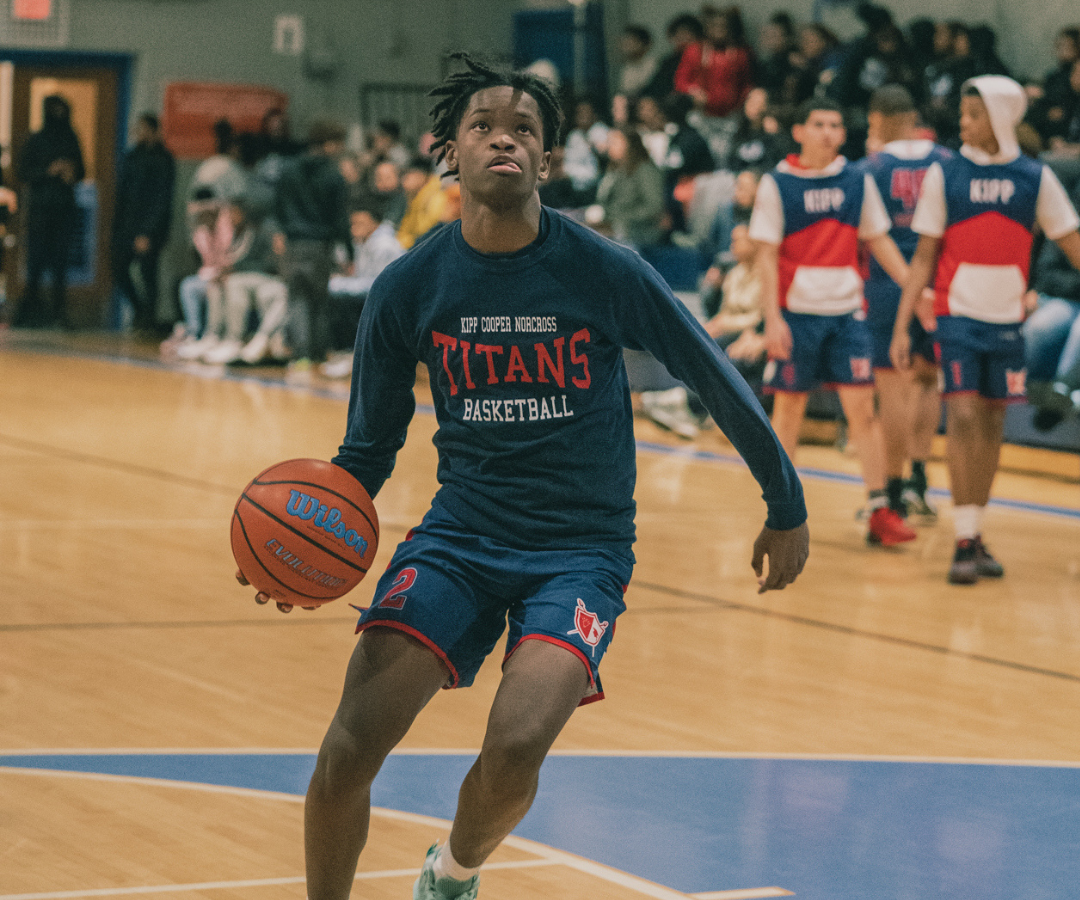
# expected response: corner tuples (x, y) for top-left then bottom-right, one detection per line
(274, 152), (350, 247)
(114, 141), (176, 244)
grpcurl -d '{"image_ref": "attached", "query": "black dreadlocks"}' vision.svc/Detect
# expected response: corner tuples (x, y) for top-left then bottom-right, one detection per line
(427, 52), (564, 166)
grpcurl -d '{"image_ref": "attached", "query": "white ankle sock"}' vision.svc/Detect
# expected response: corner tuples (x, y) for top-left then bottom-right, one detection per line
(953, 504), (982, 541)
(433, 841), (480, 882)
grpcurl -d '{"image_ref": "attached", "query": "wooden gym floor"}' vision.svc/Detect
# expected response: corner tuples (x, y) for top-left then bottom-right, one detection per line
(1, 327), (1078, 900)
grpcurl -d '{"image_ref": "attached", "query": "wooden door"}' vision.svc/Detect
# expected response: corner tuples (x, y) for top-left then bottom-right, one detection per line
(8, 64), (118, 327)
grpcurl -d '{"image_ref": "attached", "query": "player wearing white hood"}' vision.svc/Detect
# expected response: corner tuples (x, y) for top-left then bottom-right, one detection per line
(891, 75), (1080, 584)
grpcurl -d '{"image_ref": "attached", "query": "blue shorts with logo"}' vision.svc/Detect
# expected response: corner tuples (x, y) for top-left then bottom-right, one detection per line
(869, 318), (937, 371)
(935, 315), (1026, 401)
(765, 309), (874, 393)
(356, 508), (632, 704)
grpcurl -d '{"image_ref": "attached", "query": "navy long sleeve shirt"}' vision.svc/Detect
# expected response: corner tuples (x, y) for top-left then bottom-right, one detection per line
(334, 208), (805, 554)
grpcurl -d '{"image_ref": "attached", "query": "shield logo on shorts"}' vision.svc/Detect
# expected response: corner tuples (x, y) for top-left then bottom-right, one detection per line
(567, 598), (608, 657)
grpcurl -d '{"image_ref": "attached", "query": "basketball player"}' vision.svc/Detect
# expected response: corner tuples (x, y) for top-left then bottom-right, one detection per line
(891, 75), (1080, 583)
(750, 97), (917, 547)
(240, 54), (809, 900)
(859, 85), (950, 522)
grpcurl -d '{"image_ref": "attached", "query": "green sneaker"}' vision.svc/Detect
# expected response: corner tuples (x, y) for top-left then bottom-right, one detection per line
(901, 486), (938, 524)
(413, 843), (480, 900)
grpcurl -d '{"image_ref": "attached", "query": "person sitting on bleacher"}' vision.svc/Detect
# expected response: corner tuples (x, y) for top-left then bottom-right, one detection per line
(1024, 176), (1080, 430)
(587, 127), (666, 250)
(639, 222), (766, 439)
(321, 203), (406, 379)
(397, 155), (448, 250)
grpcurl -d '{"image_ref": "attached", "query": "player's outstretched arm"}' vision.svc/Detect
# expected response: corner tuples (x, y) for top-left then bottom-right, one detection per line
(891, 235), (940, 370)
(751, 521), (809, 594)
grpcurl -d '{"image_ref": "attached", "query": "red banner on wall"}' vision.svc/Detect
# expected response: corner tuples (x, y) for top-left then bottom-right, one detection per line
(162, 82), (289, 159)
(13, 0), (52, 20)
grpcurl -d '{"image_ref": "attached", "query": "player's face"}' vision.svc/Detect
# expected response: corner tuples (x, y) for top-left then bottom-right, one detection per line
(959, 94), (998, 153)
(444, 86), (550, 205)
(793, 110), (845, 163)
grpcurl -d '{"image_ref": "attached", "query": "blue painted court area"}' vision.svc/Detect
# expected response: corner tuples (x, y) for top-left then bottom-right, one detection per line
(2, 752), (1077, 899)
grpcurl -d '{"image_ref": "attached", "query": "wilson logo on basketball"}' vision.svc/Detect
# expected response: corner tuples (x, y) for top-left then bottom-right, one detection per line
(286, 490), (370, 556)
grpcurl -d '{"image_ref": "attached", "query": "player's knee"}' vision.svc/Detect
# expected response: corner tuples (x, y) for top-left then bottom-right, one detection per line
(316, 719), (385, 791)
(947, 398), (979, 433)
(481, 725), (551, 785)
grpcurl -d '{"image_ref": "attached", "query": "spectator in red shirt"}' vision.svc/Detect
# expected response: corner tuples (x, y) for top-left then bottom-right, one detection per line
(674, 6), (754, 119)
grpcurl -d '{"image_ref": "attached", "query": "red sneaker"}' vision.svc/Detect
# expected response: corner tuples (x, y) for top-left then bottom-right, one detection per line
(867, 506), (917, 546)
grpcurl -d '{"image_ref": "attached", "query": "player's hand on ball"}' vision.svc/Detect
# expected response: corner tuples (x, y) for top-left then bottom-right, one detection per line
(235, 569), (291, 611)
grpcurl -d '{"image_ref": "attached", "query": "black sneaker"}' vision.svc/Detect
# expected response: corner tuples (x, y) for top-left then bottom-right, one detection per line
(948, 539), (979, 585)
(973, 536), (1004, 578)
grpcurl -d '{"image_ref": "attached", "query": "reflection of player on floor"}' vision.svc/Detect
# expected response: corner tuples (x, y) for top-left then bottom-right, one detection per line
(241, 54), (809, 900)
(751, 97), (916, 547)
(860, 85), (950, 522)
(892, 76), (1080, 584)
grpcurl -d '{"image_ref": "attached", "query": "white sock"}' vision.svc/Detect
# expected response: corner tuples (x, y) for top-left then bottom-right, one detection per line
(953, 504), (982, 541)
(433, 841), (480, 882)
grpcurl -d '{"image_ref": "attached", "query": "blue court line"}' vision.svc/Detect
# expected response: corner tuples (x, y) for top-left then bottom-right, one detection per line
(2, 751), (1078, 900)
(634, 439), (1080, 522)
(8, 343), (1080, 522)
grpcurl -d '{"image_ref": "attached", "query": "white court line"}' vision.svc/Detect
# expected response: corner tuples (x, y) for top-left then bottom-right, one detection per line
(0, 859), (560, 900)
(0, 768), (700, 900)
(691, 889), (794, 899)
(5, 746), (1080, 767)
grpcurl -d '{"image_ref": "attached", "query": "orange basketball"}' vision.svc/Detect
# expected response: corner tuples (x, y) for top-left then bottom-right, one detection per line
(231, 458), (379, 608)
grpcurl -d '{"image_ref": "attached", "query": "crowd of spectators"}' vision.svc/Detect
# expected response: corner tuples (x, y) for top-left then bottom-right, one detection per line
(533, 4), (1080, 434)
(82, 3), (1080, 425)
(538, 5), (1080, 258)
(159, 110), (457, 381)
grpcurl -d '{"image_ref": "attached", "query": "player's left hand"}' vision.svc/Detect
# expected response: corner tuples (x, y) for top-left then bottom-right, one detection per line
(235, 569), (294, 613)
(751, 521), (809, 594)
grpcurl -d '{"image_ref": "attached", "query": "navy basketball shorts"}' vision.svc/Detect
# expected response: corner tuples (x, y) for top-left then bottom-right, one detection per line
(934, 315), (1026, 402)
(355, 511), (633, 704)
(870, 318), (937, 371)
(765, 309), (874, 393)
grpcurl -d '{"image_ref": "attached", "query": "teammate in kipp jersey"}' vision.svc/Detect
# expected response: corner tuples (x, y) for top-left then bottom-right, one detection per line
(240, 55), (809, 900)
(892, 75), (1080, 584)
(750, 96), (917, 548)
(860, 85), (951, 523)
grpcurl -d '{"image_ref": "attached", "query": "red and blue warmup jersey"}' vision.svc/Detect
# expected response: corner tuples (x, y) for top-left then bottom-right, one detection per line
(934, 153), (1041, 322)
(771, 161), (867, 315)
(860, 142), (952, 330)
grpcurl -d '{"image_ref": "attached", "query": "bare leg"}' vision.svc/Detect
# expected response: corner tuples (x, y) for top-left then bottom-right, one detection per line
(874, 368), (914, 481)
(910, 357), (942, 465)
(447, 640), (589, 868)
(945, 395), (1005, 506)
(837, 386), (885, 493)
(769, 392), (809, 463)
(305, 629), (449, 900)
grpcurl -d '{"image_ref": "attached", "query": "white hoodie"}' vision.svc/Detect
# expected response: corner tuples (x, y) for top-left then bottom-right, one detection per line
(960, 75), (1027, 165)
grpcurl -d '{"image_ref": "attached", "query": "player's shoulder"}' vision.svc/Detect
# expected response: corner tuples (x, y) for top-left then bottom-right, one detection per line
(547, 208), (654, 274)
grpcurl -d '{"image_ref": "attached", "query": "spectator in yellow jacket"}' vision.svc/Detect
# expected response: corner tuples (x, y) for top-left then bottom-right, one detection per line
(397, 155), (448, 249)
